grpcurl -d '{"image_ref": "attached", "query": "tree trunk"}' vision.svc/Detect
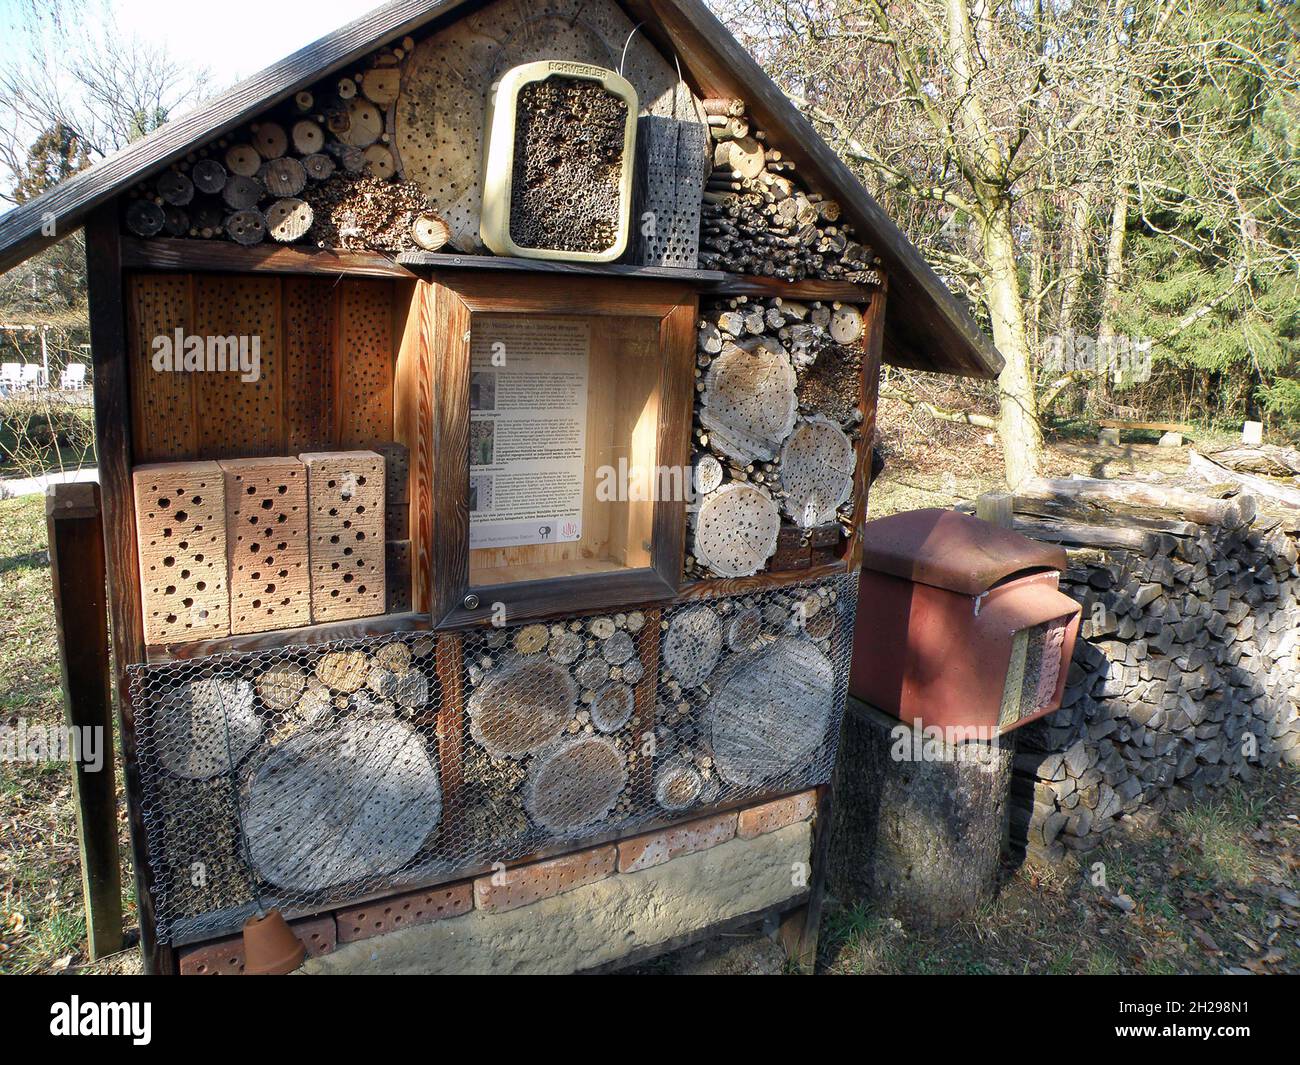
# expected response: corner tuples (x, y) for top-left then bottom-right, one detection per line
(982, 201), (1044, 488)
(1097, 174), (1129, 388)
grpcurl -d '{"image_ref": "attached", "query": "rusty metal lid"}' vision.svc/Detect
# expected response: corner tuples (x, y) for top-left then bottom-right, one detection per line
(859, 508), (1066, 595)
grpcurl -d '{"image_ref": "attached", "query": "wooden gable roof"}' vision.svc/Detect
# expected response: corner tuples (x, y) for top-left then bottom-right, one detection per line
(0, 0), (1002, 379)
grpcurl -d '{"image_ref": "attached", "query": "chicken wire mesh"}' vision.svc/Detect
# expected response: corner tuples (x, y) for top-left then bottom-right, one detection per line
(125, 572), (857, 944)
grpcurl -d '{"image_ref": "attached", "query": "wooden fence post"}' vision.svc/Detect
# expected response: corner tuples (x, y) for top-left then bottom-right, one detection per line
(46, 480), (123, 959)
(976, 491), (1014, 529)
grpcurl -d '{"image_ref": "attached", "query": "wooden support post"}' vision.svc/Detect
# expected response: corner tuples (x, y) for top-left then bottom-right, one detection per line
(85, 206), (175, 974)
(46, 481), (123, 959)
(776, 782), (832, 972)
(975, 491), (1014, 529)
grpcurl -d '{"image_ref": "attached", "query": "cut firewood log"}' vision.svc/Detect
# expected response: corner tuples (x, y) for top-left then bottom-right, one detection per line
(469, 656), (576, 759)
(693, 481), (781, 577)
(655, 758), (703, 811)
(1207, 444), (1300, 478)
(224, 209), (266, 245)
(251, 122), (288, 159)
(243, 715), (441, 892)
(779, 416), (855, 527)
(125, 199), (165, 237)
(362, 66), (401, 105)
(156, 170), (194, 206)
(222, 174), (264, 210)
(190, 158), (228, 195)
(410, 211), (450, 250)
(265, 198), (314, 243)
(224, 144), (262, 177)
(591, 683), (635, 733)
(1190, 450), (1300, 509)
(302, 152), (337, 182)
(260, 157), (307, 197)
(706, 636), (834, 787)
(699, 339), (797, 465)
(663, 606), (723, 688)
(291, 119), (325, 155)
(156, 677), (261, 780)
(363, 144), (396, 180)
(524, 735), (626, 833)
(1016, 476), (1256, 528)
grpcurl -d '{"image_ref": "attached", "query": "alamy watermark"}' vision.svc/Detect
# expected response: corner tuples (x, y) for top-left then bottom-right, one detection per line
(0, 719), (105, 772)
(1042, 333), (1153, 385)
(151, 329), (261, 383)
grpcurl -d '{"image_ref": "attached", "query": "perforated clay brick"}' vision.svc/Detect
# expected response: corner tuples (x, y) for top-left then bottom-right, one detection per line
(473, 845), (616, 913)
(335, 882), (472, 943)
(221, 457), (310, 634)
(301, 451), (386, 623)
(134, 461), (230, 644)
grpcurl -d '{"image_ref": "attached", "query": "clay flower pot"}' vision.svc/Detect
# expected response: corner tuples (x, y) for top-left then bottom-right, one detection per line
(242, 909), (306, 975)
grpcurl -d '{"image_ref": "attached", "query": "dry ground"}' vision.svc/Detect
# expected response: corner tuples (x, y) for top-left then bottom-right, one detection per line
(0, 400), (1294, 974)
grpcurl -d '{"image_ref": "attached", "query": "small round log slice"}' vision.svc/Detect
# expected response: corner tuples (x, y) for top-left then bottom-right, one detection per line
(655, 758), (703, 812)
(699, 340), (797, 465)
(392, 670), (429, 710)
(693, 482), (780, 577)
(125, 199), (165, 238)
(375, 642), (412, 675)
(243, 716), (441, 892)
(524, 735), (626, 834)
(315, 650), (371, 693)
(291, 119), (325, 155)
(575, 657), (610, 690)
(156, 677), (262, 781)
(830, 305), (865, 345)
(706, 637), (835, 787)
(663, 606), (723, 688)
(261, 157), (307, 197)
(265, 198), (313, 243)
(601, 630), (635, 665)
(224, 210), (266, 245)
(303, 153), (336, 182)
(469, 656), (576, 759)
(591, 683), (635, 733)
(513, 623), (548, 655)
(341, 98), (384, 147)
(780, 416), (855, 527)
(222, 174), (264, 210)
(191, 159), (228, 195)
(362, 66), (401, 105)
(251, 121), (288, 159)
(725, 607), (763, 652)
(694, 454), (723, 496)
(411, 211), (451, 251)
(363, 144), (397, 180)
(156, 170), (194, 206)
(548, 629), (583, 665)
(256, 665), (306, 710)
(224, 144), (262, 177)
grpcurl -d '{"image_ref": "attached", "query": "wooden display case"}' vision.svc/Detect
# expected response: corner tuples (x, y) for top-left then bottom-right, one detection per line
(427, 274), (695, 628)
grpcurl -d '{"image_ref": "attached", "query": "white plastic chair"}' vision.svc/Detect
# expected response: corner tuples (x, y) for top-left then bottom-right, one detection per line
(0, 363), (20, 390)
(60, 363), (87, 390)
(20, 364), (43, 390)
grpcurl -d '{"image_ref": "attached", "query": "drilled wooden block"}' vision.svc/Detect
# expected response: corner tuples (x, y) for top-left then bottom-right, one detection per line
(473, 845), (616, 913)
(376, 442), (410, 539)
(301, 451), (386, 622)
(221, 457), (311, 635)
(334, 881), (472, 943)
(177, 915), (336, 974)
(134, 461), (230, 644)
(386, 539), (411, 613)
(617, 812), (737, 873)
(736, 790), (818, 839)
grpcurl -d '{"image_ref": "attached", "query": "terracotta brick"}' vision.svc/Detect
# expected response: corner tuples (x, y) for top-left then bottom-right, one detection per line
(177, 914), (336, 975)
(736, 791), (818, 839)
(617, 812), (737, 873)
(335, 881), (473, 943)
(473, 846), (616, 913)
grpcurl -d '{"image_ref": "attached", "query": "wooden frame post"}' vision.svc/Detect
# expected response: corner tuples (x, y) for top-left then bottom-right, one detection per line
(46, 480), (123, 959)
(85, 206), (175, 974)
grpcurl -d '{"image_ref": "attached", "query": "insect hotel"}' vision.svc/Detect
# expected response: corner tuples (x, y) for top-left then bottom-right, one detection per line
(0, 0), (1000, 975)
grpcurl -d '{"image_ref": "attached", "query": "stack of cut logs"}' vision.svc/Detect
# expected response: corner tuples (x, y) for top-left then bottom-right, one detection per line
(687, 295), (866, 579)
(124, 36), (449, 252)
(698, 97), (877, 281)
(997, 477), (1300, 859)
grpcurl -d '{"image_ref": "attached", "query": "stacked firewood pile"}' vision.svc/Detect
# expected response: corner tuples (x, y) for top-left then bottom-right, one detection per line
(698, 98), (878, 282)
(1001, 478), (1300, 859)
(123, 36), (449, 252)
(687, 295), (868, 579)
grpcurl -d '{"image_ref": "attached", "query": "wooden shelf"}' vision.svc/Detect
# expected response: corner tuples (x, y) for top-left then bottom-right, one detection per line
(396, 249), (726, 284)
(120, 238), (880, 303)
(145, 610), (431, 663)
